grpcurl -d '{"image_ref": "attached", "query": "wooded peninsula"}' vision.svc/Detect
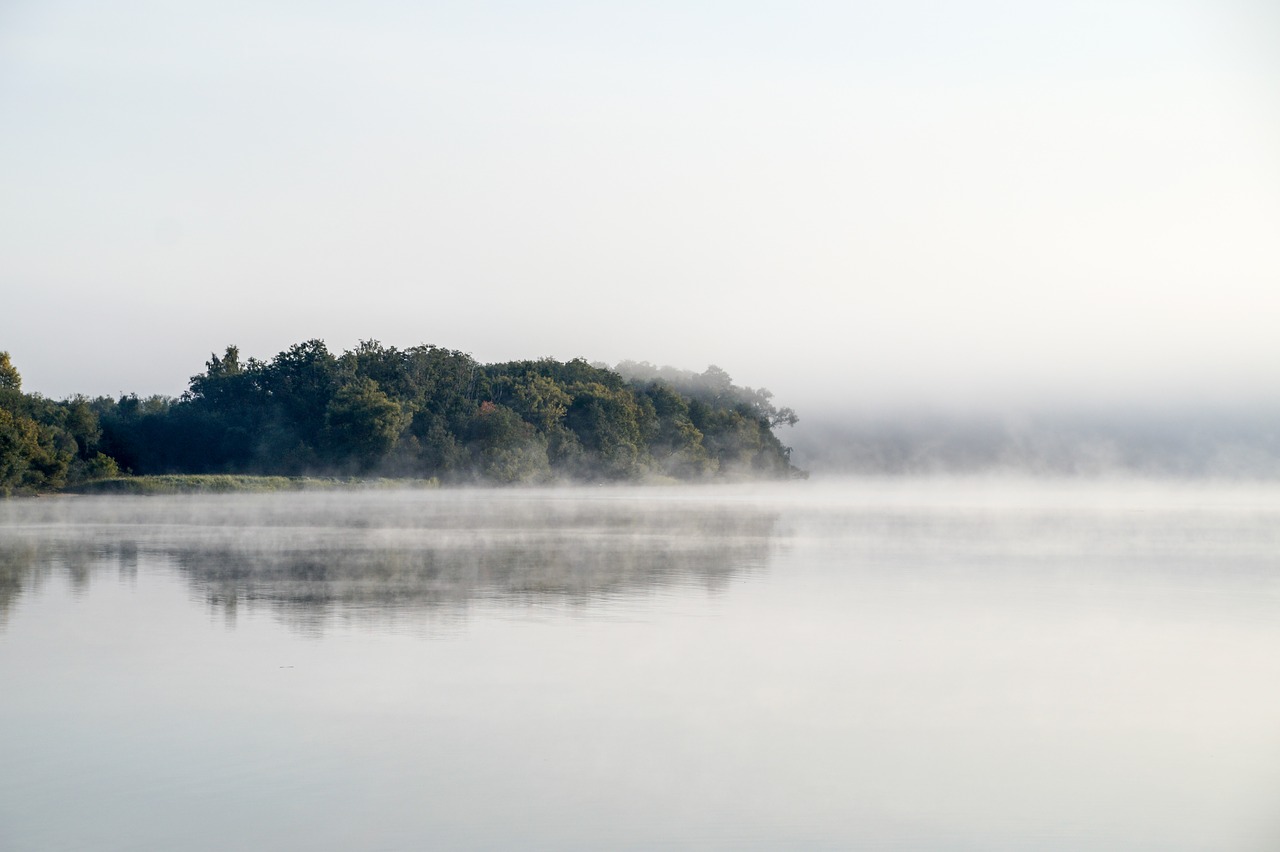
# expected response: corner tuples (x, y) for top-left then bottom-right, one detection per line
(0, 341), (802, 494)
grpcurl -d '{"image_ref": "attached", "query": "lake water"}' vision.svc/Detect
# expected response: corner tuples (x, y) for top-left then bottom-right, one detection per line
(2, 480), (1279, 851)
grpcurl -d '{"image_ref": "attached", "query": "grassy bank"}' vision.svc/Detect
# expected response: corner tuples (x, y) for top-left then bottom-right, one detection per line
(65, 475), (441, 495)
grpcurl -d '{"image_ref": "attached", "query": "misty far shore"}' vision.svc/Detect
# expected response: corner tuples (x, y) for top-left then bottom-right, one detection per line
(0, 342), (802, 495)
(791, 406), (1280, 479)
(7, 340), (1280, 495)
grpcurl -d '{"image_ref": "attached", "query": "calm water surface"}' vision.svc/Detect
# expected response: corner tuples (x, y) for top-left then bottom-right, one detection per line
(2, 480), (1279, 851)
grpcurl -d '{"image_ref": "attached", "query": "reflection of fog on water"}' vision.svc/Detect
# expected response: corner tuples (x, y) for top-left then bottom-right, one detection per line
(0, 491), (779, 630)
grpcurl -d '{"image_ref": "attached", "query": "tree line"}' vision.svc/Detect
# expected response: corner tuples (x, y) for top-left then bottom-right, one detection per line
(0, 341), (802, 493)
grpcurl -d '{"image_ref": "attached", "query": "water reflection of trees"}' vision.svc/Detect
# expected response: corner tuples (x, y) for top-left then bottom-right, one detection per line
(0, 542), (37, 624)
(0, 493), (778, 631)
(0, 538), (111, 626)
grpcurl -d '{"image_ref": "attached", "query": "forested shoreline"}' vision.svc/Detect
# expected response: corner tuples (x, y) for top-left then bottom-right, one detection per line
(0, 341), (802, 494)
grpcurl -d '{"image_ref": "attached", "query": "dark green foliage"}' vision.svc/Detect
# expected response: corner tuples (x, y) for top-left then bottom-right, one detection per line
(0, 354), (101, 493)
(468, 401), (551, 483)
(4, 342), (800, 493)
(324, 377), (409, 471)
(263, 339), (338, 450)
(641, 382), (716, 478)
(562, 382), (650, 479)
(95, 394), (202, 474)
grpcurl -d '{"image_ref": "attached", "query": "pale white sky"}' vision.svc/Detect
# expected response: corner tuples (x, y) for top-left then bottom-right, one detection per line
(2, 1), (1278, 413)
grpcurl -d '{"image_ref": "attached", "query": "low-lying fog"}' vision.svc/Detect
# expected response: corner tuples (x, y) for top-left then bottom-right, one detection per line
(788, 406), (1280, 478)
(3, 481), (1279, 850)
(0, 489), (780, 632)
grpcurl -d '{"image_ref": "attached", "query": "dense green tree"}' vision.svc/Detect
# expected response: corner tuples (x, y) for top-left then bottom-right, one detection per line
(468, 401), (550, 483)
(563, 382), (650, 479)
(97, 395), (201, 474)
(65, 341), (803, 487)
(500, 372), (572, 432)
(323, 377), (409, 470)
(0, 354), (76, 493)
(264, 339), (339, 451)
(641, 382), (715, 478)
(413, 416), (470, 478)
(0, 409), (46, 493)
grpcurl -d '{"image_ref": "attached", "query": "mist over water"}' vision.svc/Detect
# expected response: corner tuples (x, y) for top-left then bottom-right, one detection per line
(0, 491), (778, 634)
(3, 482), (1280, 851)
(789, 404), (1280, 478)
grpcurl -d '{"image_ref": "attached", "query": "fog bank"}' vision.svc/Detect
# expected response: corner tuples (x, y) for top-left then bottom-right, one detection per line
(789, 405), (1280, 478)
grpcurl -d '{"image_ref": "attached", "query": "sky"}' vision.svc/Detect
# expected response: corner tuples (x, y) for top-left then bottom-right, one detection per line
(2, 0), (1278, 416)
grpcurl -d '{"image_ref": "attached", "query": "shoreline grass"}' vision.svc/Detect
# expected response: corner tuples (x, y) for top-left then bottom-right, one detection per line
(63, 474), (441, 495)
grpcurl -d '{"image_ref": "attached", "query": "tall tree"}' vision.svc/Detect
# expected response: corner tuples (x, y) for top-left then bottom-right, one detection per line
(323, 377), (409, 470)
